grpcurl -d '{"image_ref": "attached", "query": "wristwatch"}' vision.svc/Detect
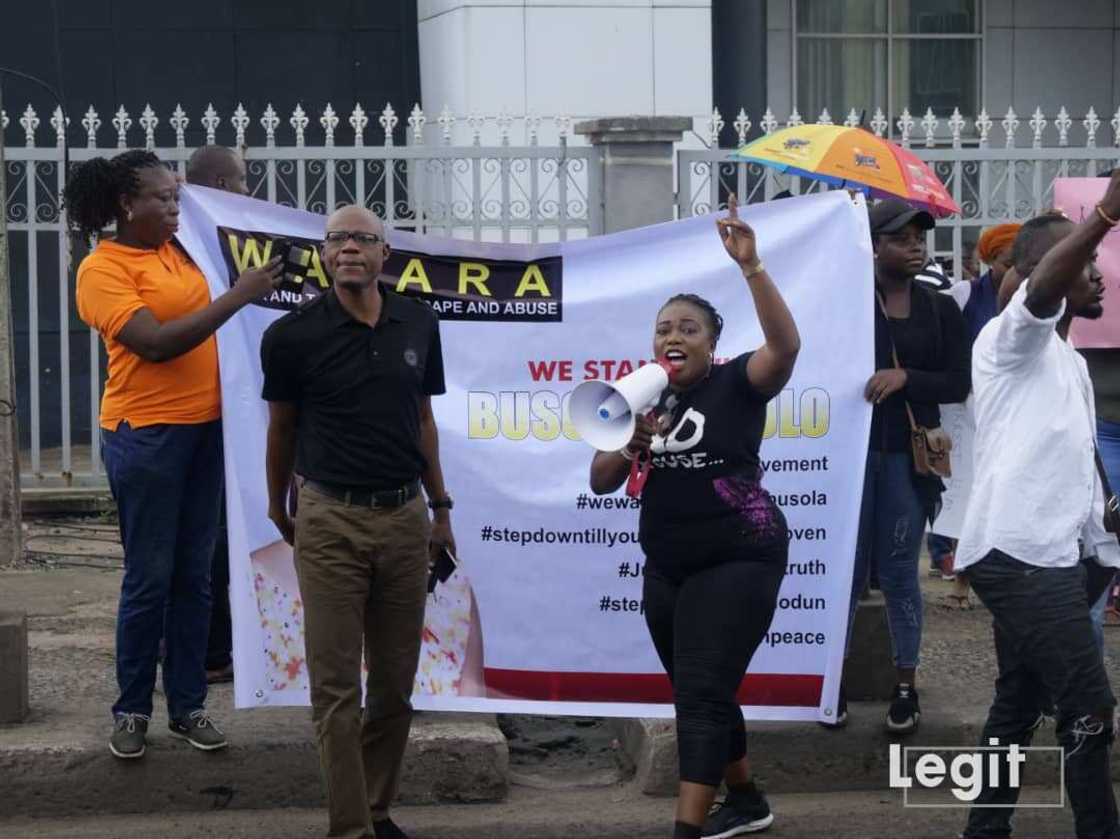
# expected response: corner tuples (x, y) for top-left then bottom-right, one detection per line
(428, 495), (454, 511)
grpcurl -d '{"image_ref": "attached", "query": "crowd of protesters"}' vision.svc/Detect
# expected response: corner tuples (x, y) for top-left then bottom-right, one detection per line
(61, 144), (1119, 839)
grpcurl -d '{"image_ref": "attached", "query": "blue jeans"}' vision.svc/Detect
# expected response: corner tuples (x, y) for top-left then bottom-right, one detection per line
(1092, 419), (1120, 650)
(102, 420), (223, 720)
(846, 451), (927, 669)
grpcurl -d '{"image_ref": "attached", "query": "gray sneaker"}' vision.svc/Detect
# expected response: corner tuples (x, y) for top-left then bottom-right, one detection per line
(109, 712), (150, 759)
(169, 709), (228, 751)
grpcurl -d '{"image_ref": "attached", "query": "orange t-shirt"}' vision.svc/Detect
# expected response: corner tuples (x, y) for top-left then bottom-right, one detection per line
(76, 239), (221, 430)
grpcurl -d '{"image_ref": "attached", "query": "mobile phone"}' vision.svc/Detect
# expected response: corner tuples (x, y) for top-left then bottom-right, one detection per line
(427, 545), (458, 593)
(270, 237), (309, 281)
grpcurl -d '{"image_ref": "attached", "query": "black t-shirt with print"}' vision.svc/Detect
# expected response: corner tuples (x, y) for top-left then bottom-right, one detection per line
(639, 352), (787, 563)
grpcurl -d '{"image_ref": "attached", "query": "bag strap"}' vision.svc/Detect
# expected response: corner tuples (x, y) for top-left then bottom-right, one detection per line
(1094, 446), (1119, 514)
(874, 289), (920, 434)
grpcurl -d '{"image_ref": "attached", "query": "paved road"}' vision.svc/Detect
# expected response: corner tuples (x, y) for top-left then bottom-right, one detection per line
(2, 785), (1094, 838)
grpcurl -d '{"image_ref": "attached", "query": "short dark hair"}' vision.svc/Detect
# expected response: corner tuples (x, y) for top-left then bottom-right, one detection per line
(1010, 212), (1072, 275)
(185, 145), (240, 187)
(63, 150), (163, 239)
(660, 293), (723, 345)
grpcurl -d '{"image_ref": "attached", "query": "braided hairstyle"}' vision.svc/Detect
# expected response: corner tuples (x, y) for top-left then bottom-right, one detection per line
(63, 150), (163, 239)
(660, 293), (724, 347)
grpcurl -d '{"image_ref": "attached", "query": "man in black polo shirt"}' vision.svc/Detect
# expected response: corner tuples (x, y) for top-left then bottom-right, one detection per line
(260, 205), (454, 839)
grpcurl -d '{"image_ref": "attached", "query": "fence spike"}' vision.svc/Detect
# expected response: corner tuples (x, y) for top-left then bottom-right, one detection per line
(321, 103), (338, 147)
(896, 108), (915, 147)
(170, 104), (189, 148)
(82, 106), (100, 148)
(112, 105), (130, 149)
(1029, 107), (1047, 149)
(350, 103), (368, 147)
(708, 107), (724, 144)
(734, 109), (752, 144)
(290, 104), (309, 147)
(870, 107), (888, 137)
(921, 107), (938, 148)
(408, 104), (426, 144)
(260, 104), (280, 147)
(231, 103), (250, 148)
(380, 102), (399, 146)
(139, 103), (158, 150)
(201, 103), (220, 145)
(1002, 107), (1020, 148)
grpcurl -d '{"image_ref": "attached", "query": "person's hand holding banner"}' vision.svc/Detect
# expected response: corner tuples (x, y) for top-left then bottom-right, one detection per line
(232, 255), (285, 302)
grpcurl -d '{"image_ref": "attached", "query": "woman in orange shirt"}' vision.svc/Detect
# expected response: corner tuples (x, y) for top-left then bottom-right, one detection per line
(65, 150), (282, 760)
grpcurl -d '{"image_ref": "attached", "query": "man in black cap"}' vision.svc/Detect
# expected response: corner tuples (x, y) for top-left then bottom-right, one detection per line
(829, 198), (971, 732)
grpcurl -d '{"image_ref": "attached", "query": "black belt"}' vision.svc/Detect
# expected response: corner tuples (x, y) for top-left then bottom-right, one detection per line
(304, 479), (419, 509)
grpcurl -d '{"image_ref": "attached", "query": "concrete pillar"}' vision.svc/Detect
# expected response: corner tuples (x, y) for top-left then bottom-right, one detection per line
(0, 611), (29, 723)
(573, 116), (692, 234)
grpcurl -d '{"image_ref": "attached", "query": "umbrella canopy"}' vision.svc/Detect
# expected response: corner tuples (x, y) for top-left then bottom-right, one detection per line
(734, 124), (961, 218)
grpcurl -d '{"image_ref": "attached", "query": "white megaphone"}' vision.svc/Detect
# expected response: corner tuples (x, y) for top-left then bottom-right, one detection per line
(570, 359), (673, 451)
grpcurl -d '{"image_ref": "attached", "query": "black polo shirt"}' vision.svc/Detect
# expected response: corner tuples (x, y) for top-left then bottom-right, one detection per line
(260, 285), (445, 490)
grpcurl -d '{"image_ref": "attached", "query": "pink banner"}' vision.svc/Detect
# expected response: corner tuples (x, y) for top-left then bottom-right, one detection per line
(1055, 178), (1120, 349)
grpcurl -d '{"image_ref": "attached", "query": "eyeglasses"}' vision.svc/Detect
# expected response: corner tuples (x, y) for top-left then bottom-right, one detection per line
(324, 230), (384, 246)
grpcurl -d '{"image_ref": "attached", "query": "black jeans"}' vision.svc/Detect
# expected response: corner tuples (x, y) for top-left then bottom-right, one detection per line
(963, 550), (1119, 839)
(642, 543), (788, 786)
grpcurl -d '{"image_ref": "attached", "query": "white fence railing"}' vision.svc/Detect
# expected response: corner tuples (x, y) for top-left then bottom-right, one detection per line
(680, 105), (1120, 279)
(2, 102), (602, 488)
(7, 99), (1120, 489)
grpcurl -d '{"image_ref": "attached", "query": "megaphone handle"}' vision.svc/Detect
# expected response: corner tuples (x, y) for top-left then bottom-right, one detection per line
(625, 448), (652, 499)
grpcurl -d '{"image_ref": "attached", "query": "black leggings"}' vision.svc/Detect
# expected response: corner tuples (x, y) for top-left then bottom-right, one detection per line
(642, 545), (788, 786)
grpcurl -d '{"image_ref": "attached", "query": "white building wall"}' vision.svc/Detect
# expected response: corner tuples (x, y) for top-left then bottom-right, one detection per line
(417, 0), (712, 146)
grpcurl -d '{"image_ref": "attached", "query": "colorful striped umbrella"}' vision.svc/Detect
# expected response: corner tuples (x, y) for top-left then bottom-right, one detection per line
(733, 124), (961, 218)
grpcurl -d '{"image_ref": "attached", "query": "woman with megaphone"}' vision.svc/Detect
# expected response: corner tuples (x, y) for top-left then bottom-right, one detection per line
(589, 194), (800, 839)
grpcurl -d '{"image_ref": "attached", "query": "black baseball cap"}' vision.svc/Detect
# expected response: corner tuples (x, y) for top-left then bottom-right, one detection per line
(868, 198), (936, 235)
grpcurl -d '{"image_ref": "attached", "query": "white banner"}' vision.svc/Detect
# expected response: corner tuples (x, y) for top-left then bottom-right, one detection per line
(176, 185), (873, 722)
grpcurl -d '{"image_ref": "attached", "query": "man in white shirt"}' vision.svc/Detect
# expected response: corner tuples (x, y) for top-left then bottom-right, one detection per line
(956, 173), (1120, 839)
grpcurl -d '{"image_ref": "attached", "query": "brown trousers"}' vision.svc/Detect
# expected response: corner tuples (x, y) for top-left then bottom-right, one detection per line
(294, 486), (430, 838)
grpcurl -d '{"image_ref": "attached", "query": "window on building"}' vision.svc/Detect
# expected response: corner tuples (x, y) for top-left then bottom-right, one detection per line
(794, 0), (980, 133)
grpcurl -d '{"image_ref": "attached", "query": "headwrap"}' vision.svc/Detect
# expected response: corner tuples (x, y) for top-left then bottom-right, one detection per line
(977, 223), (1021, 265)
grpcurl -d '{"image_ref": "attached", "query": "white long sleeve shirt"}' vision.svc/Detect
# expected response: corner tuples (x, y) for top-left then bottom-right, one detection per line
(955, 282), (1120, 572)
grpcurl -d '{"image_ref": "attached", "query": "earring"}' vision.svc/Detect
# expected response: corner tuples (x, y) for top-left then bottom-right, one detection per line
(126, 208), (133, 222)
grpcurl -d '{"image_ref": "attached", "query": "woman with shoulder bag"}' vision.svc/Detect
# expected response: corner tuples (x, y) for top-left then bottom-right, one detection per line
(826, 198), (971, 734)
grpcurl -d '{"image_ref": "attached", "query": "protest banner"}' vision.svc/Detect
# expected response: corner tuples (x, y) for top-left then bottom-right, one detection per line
(175, 186), (873, 721)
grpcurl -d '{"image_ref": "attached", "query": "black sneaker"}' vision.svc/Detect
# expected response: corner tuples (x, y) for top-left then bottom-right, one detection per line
(819, 685), (848, 729)
(886, 683), (920, 734)
(169, 709), (228, 751)
(372, 818), (409, 839)
(702, 782), (774, 837)
(109, 712), (150, 759)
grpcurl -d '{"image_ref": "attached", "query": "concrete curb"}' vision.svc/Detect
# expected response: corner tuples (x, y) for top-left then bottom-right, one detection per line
(616, 707), (1119, 796)
(20, 488), (115, 517)
(0, 711), (508, 818)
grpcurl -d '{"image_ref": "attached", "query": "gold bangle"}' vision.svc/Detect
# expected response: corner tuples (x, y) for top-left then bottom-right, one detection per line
(743, 260), (766, 278)
(1096, 203), (1119, 227)
(618, 447), (638, 462)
